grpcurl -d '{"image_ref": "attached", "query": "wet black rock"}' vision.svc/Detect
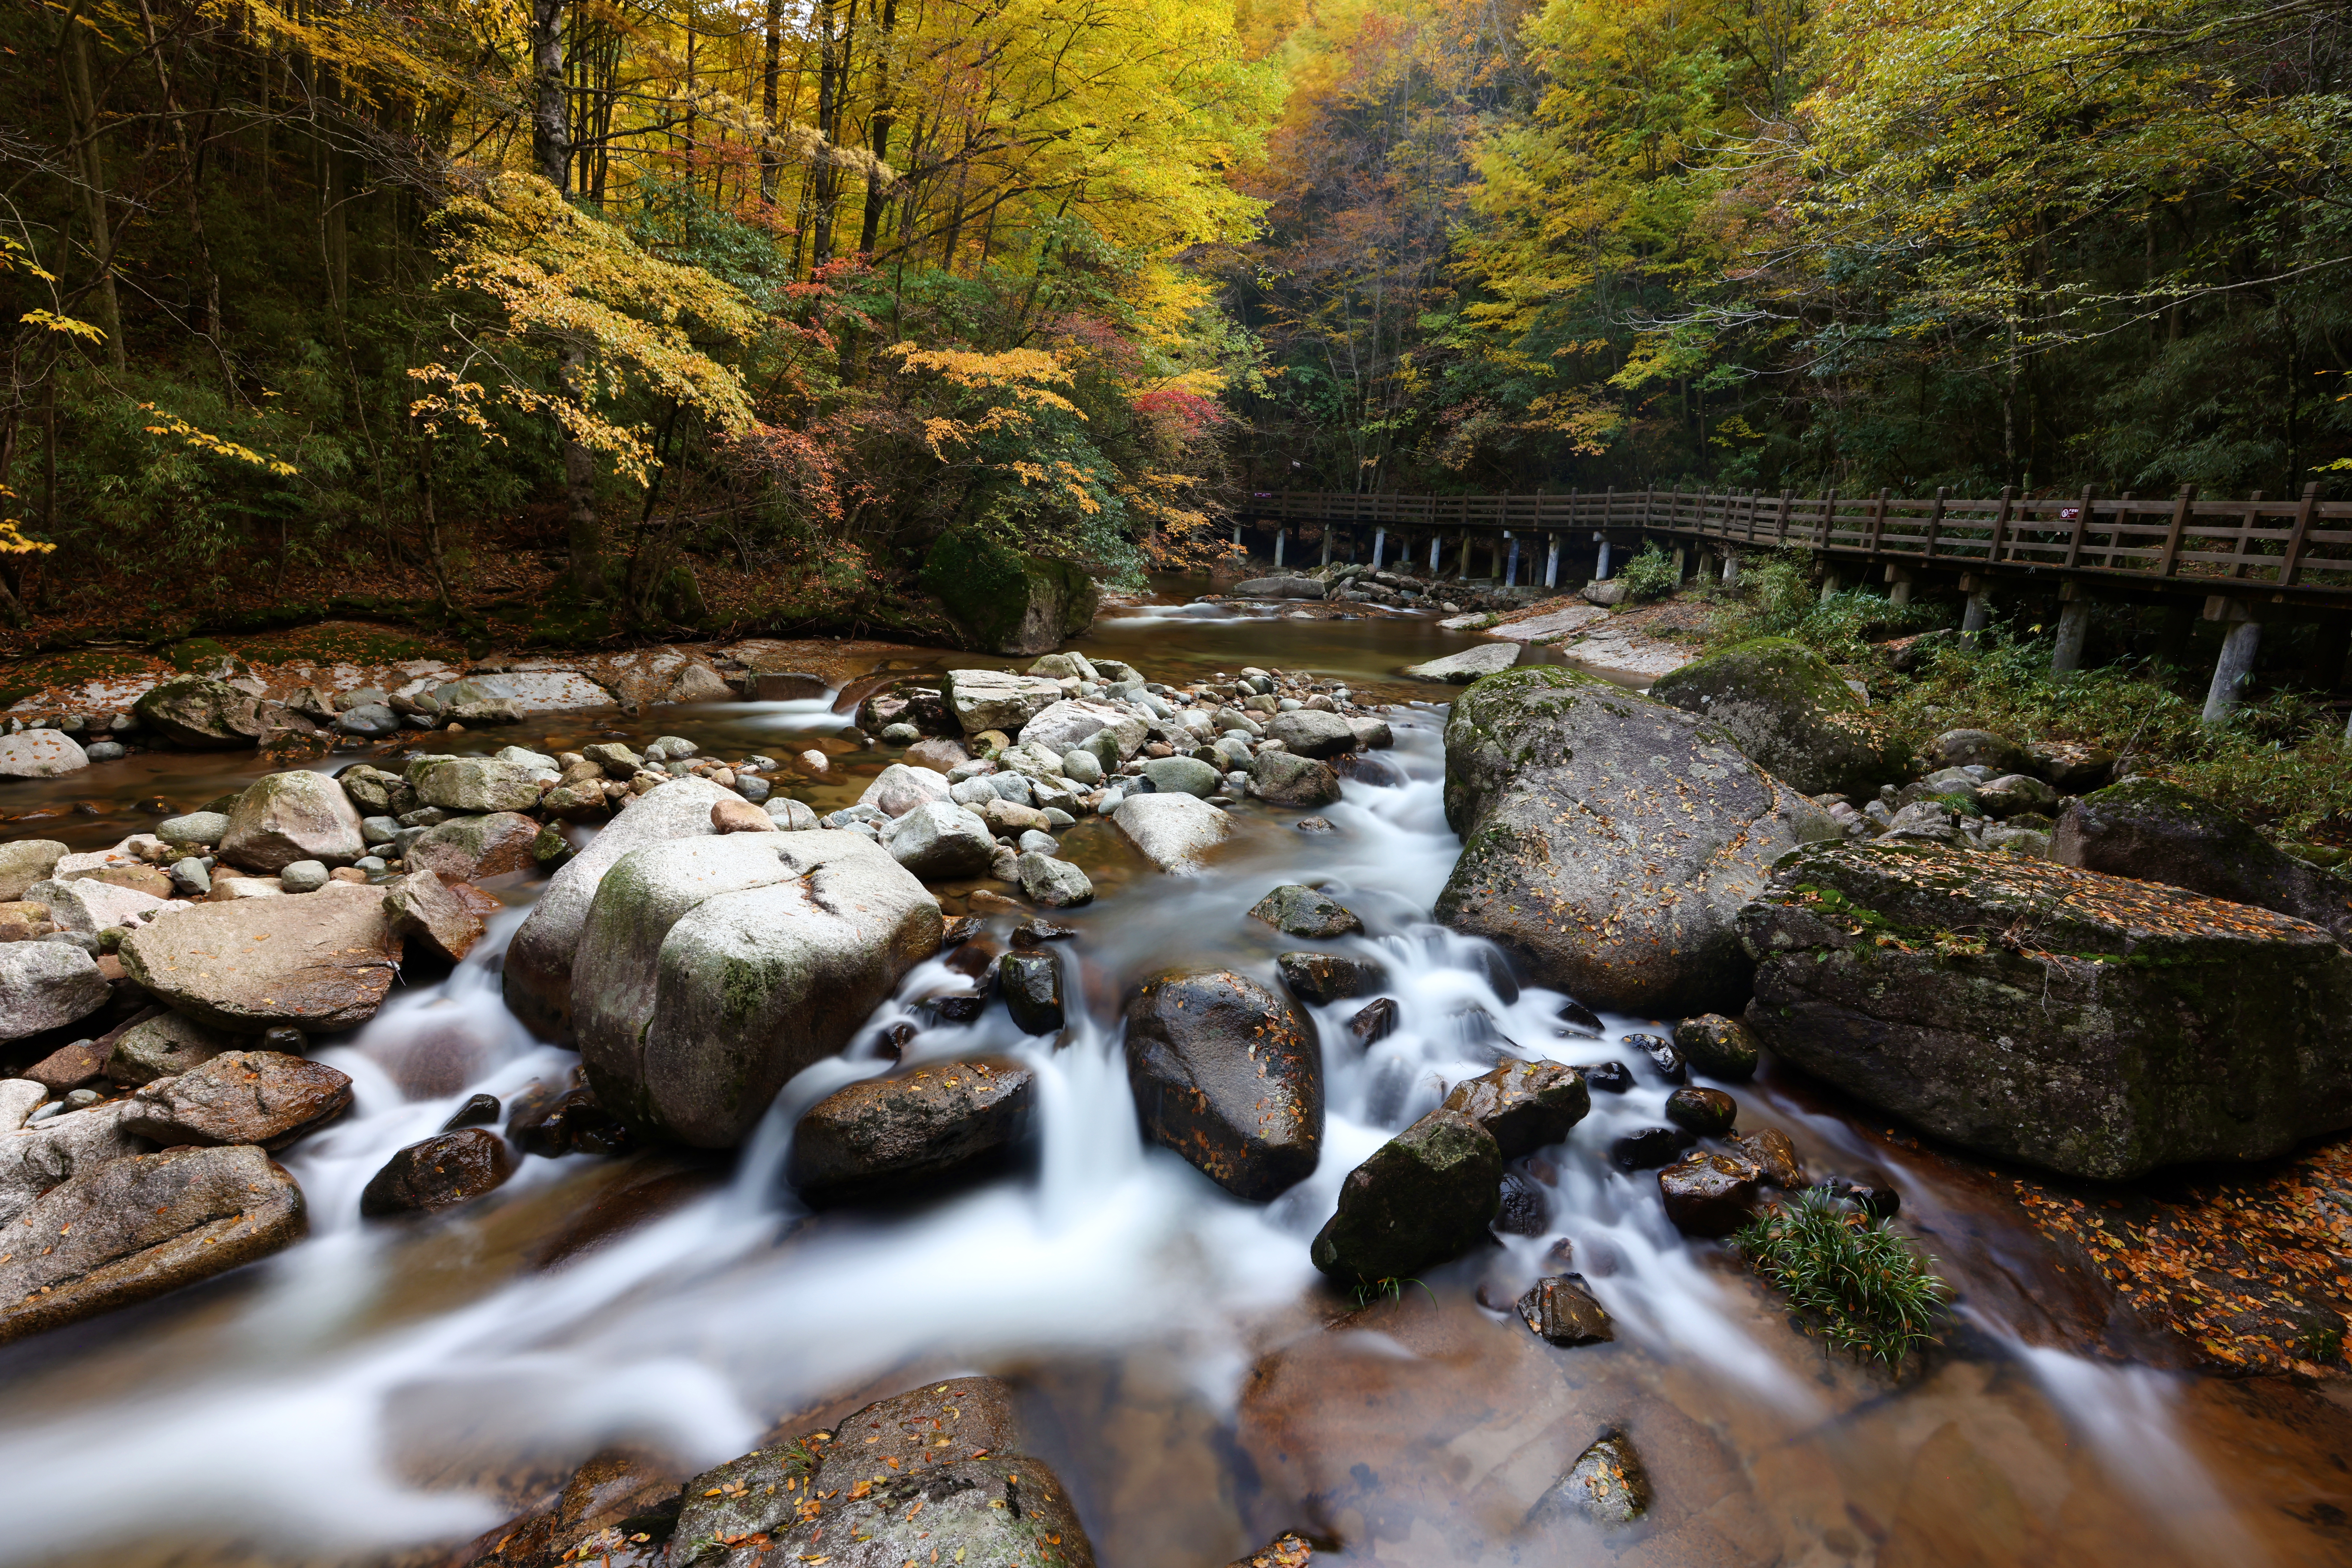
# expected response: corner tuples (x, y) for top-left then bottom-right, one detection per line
(1658, 1150), (1760, 1236)
(998, 950), (1065, 1035)
(1246, 883), (1365, 938)
(1538, 1431), (1651, 1525)
(787, 1059), (1034, 1207)
(1123, 970), (1324, 1202)
(1728, 1127), (1807, 1188)
(1311, 1108), (1502, 1285)
(1494, 1171), (1548, 1236)
(1440, 1060), (1590, 1159)
(1347, 997), (1400, 1047)
(1275, 950), (1386, 1006)
(440, 1092), (500, 1132)
(873, 1020), (917, 1059)
(1822, 1174), (1901, 1218)
(1671, 1012), (1760, 1081)
(1516, 1273), (1613, 1346)
(1579, 1060), (1634, 1094)
(1663, 1085), (1738, 1136)
(1010, 919), (1078, 947)
(1556, 999), (1605, 1039)
(1608, 1125), (1692, 1170)
(511, 1084), (634, 1158)
(941, 913), (983, 946)
(1623, 1032), (1687, 1084)
(360, 1129), (516, 1217)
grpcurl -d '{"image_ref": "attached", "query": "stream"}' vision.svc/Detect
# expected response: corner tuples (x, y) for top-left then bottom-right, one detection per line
(0, 595), (2346, 1566)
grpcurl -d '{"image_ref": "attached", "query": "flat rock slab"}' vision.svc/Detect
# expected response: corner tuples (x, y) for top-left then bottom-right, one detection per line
(1113, 793), (1233, 873)
(0, 1101), (145, 1226)
(1488, 604), (1612, 642)
(1404, 644), (1522, 682)
(786, 1059), (1034, 1206)
(0, 1145), (306, 1345)
(1740, 840), (2352, 1178)
(942, 668), (1064, 735)
(1123, 970), (1323, 1201)
(121, 1050), (352, 1151)
(119, 882), (403, 1031)
(1557, 625), (1696, 679)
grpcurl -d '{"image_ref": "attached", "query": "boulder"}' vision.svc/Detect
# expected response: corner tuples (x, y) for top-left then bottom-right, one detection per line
(1434, 665), (1835, 1014)
(1267, 709), (1357, 759)
(335, 764), (417, 816)
(1113, 793), (1232, 873)
(1019, 699), (1145, 758)
(1248, 750), (1341, 808)
(1671, 1013), (1760, 1081)
(503, 777), (741, 1041)
(941, 667), (1067, 735)
(1728, 1127), (1806, 1188)
(1234, 575), (1326, 600)
(920, 528), (1099, 655)
(155, 812), (231, 850)
(1310, 1108), (1502, 1285)
(2052, 777), (2352, 943)
(765, 796), (822, 831)
(881, 798), (998, 880)
(1123, 970), (1323, 1201)
(1404, 644), (1520, 683)
(0, 942), (109, 1043)
(359, 1129), (516, 1217)
(410, 756), (543, 813)
(0, 840), (66, 900)
(1664, 1085), (1737, 1136)
(1142, 754), (1221, 798)
(0, 1102), (145, 1225)
(1440, 1060), (1591, 1158)
(1246, 883), (1364, 937)
(1928, 728), (2030, 775)
(859, 762), (954, 818)
(1347, 715), (1395, 750)
(1516, 1274), (1614, 1346)
(1656, 1149), (1758, 1236)
(133, 676), (261, 748)
(22, 1032), (108, 1092)
(573, 831), (943, 1148)
(121, 1050), (352, 1149)
(785, 1059), (1034, 1206)
(1274, 951), (1385, 1005)
(1977, 773), (2061, 818)
(380, 869), (486, 962)
(406, 811), (542, 883)
(1016, 851), (1095, 907)
(1647, 636), (1907, 798)
(0, 1145), (306, 1345)
(904, 736), (971, 773)
(119, 881), (403, 1031)
(103, 1010), (233, 1085)
(0, 730), (88, 778)
(26, 874), (181, 933)
(999, 951), (1065, 1034)
(1738, 840), (2352, 1178)
(2025, 740), (2115, 791)
(217, 770), (367, 873)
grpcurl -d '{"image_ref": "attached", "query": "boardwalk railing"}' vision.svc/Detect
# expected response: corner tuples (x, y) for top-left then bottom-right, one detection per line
(1240, 486), (2352, 601)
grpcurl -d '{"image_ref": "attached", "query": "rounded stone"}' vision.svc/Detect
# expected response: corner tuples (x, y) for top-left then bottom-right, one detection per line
(359, 1128), (516, 1217)
(278, 860), (329, 893)
(1672, 1013), (1761, 1081)
(1663, 1085), (1738, 1136)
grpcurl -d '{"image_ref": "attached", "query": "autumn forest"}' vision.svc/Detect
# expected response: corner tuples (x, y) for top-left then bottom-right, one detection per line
(1, 0), (2347, 640)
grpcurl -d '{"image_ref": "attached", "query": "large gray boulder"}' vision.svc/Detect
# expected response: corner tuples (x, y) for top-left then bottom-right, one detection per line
(0, 1101), (145, 1225)
(2053, 777), (2352, 943)
(0, 1145), (306, 1345)
(941, 668), (1064, 736)
(24, 874), (180, 932)
(1648, 636), (1907, 798)
(857, 762), (953, 818)
(1739, 840), (2352, 1179)
(574, 831), (943, 1147)
(1019, 698), (1146, 758)
(503, 777), (741, 1041)
(1434, 665), (1834, 1015)
(409, 756), (543, 813)
(119, 882), (403, 1031)
(1267, 709), (1357, 759)
(0, 839), (66, 900)
(1404, 644), (1520, 683)
(880, 798), (996, 880)
(0, 941), (110, 1043)
(406, 811), (542, 882)
(218, 769), (367, 872)
(1113, 792), (1232, 873)
(133, 676), (262, 748)
(0, 730), (88, 777)
(1233, 576), (1325, 600)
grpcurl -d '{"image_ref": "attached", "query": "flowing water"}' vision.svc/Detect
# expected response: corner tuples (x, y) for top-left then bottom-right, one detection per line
(1, 595), (2347, 1566)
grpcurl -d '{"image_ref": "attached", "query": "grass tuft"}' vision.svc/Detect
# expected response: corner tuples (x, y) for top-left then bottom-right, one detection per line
(1735, 1190), (1948, 1368)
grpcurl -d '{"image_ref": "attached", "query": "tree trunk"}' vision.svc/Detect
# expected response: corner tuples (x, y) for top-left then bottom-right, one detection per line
(63, 26), (126, 371)
(532, 0), (601, 597)
(809, 0), (843, 270)
(760, 0), (784, 202)
(531, 0), (570, 192)
(857, 0), (899, 255)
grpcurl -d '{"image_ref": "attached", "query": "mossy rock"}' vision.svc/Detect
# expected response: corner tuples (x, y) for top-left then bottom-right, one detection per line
(1738, 840), (2352, 1179)
(1649, 636), (1906, 798)
(2053, 777), (2352, 943)
(920, 528), (1099, 655)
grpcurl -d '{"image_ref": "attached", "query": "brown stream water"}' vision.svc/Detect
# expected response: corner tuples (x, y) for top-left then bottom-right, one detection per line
(0, 591), (2346, 1568)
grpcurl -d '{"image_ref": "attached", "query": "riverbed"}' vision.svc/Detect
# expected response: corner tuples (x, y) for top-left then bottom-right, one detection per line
(0, 596), (2346, 1567)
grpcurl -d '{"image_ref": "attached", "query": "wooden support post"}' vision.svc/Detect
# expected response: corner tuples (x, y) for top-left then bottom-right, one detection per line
(2063, 485), (2095, 569)
(1721, 551), (1740, 587)
(1924, 486), (1948, 560)
(2281, 481), (2321, 586)
(1868, 487), (1890, 555)
(2157, 484), (2196, 577)
(1989, 484), (2014, 563)
(1818, 489), (1837, 549)
(1818, 564), (1842, 603)
(1775, 489), (1792, 542)
(1597, 537), (1614, 579)
(1429, 532), (1441, 574)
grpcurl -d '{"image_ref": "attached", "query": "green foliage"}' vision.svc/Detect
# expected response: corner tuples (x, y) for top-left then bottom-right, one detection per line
(1614, 543), (1681, 603)
(1709, 549), (1951, 664)
(1735, 1190), (1947, 1368)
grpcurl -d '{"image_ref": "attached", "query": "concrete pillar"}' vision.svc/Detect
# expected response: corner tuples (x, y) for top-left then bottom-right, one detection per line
(1372, 527), (1386, 569)
(1321, 527), (1334, 567)
(1962, 590), (1992, 639)
(1429, 534), (1441, 574)
(1721, 552), (1740, 588)
(2050, 599), (2092, 673)
(1818, 566), (1842, 603)
(1544, 536), (1560, 588)
(1232, 521), (1242, 547)
(1672, 545), (1687, 583)
(2203, 619), (2262, 724)
(1596, 540), (1614, 579)
(1274, 527), (1285, 568)
(1505, 535), (1520, 586)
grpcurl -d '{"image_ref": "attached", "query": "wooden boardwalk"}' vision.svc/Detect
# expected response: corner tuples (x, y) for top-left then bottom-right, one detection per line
(1238, 485), (2352, 608)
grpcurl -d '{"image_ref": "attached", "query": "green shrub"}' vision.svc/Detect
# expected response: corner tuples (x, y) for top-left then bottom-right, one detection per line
(1615, 543), (1682, 602)
(1707, 547), (1950, 664)
(1735, 1190), (1947, 1368)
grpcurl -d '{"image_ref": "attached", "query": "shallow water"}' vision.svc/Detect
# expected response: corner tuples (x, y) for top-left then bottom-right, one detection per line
(0, 600), (2347, 1567)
